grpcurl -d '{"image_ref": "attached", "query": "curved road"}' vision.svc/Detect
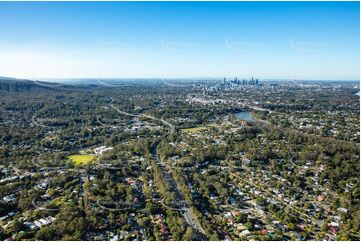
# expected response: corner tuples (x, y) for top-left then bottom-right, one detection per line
(109, 104), (175, 135)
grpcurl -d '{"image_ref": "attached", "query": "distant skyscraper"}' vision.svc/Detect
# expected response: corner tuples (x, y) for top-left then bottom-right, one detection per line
(250, 77), (254, 85)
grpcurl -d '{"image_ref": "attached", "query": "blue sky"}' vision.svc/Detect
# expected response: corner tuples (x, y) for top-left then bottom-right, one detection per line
(0, 1), (359, 80)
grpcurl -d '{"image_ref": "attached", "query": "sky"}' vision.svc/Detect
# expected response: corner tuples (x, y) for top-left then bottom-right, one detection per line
(0, 1), (359, 80)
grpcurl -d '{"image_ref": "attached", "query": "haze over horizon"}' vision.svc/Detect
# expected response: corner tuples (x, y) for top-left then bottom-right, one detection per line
(0, 1), (359, 80)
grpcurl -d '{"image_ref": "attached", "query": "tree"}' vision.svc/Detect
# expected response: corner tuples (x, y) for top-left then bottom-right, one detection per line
(209, 233), (220, 241)
(108, 213), (115, 226)
(182, 227), (193, 240)
(256, 197), (267, 207)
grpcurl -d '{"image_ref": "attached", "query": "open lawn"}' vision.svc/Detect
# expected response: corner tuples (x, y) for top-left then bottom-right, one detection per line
(68, 154), (95, 166)
(181, 126), (208, 133)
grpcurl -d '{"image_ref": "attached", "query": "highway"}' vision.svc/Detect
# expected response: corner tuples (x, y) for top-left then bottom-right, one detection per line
(108, 100), (205, 236)
(151, 149), (206, 236)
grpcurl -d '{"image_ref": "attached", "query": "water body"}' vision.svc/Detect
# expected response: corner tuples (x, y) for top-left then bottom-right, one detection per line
(354, 91), (360, 96)
(234, 111), (253, 121)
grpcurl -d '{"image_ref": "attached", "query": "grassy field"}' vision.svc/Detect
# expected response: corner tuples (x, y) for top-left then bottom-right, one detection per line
(181, 126), (208, 133)
(68, 154), (95, 166)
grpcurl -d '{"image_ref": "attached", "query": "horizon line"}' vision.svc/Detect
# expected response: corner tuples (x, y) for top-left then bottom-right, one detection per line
(1, 75), (360, 82)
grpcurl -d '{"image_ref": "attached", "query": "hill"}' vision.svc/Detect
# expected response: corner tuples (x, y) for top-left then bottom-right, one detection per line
(0, 77), (75, 92)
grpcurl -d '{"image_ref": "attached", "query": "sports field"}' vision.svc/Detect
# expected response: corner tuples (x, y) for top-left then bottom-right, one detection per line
(68, 154), (95, 166)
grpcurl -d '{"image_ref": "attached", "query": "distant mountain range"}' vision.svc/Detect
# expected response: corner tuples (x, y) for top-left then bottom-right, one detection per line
(0, 77), (70, 92)
(0, 77), (160, 92)
(0, 76), (114, 93)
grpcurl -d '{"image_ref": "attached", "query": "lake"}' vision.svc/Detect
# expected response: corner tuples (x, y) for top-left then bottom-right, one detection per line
(234, 111), (253, 121)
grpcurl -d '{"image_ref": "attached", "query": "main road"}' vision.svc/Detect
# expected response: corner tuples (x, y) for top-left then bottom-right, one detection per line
(109, 101), (205, 237)
(151, 148), (206, 236)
